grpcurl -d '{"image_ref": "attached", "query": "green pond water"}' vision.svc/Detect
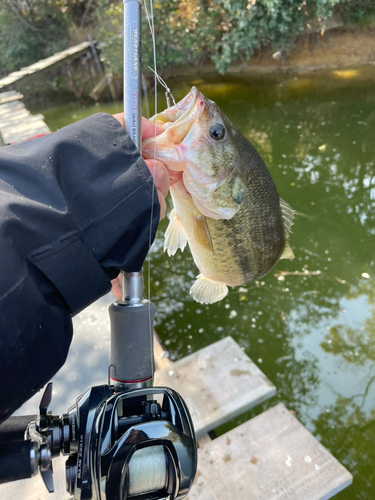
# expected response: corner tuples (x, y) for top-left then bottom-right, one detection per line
(41, 67), (375, 499)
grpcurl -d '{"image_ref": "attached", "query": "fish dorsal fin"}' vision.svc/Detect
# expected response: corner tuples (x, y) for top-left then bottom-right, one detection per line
(193, 216), (215, 255)
(164, 208), (188, 256)
(190, 274), (228, 304)
(279, 198), (295, 260)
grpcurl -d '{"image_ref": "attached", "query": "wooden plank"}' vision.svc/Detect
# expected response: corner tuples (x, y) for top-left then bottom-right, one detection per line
(2, 121), (50, 144)
(3, 113), (47, 128)
(0, 97), (51, 144)
(0, 455), (71, 500)
(0, 101), (26, 116)
(153, 332), (213, 448)
(0, 110), (33, 127)
(0, 91), (24, 104)
(154, 336), (276, 437)
(153, 331), (172, 370)
(0, 41), (93, 90)
(187, 403), (352, 500)
(89, 74), (109, 101)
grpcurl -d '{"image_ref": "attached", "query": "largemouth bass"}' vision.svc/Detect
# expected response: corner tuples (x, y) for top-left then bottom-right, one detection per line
(143, 87), (295, 304)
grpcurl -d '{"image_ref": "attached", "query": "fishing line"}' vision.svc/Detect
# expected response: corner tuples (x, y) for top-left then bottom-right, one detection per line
(143, 0), (177, 351)
(148, 66), (179, 109)
(143, 0), (158, 335)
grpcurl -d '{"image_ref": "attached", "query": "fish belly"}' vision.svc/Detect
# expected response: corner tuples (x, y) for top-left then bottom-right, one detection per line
(170, 184), (285, 288)
(170, 185), (245, 287)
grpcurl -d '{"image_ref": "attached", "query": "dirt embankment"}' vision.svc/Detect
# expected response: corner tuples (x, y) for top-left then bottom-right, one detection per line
(163, 27), (375, 81)
(248, 27), (375, 75)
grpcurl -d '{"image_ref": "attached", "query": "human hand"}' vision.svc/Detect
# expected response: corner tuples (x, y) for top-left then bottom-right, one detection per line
(112, 114), (182, 220)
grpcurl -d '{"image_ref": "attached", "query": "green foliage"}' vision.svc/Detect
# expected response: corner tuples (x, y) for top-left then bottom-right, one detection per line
(0, 0), (68, 73)
(97, 0), (352, 76)
(0, 0), (373, 78)
(97, 1), (123, 76)
(213, 0), (307, 73)
(98, 0), (220, 77)
(0, 0), (100, 74)
(341, 0), (375, 27)
(212, 0), (347, 73)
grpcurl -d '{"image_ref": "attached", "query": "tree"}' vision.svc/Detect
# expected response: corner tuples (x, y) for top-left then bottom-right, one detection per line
(0, 0), (99, 74)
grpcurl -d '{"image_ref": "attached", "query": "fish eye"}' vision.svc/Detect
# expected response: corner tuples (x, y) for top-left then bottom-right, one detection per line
(209, 123), (226, 141)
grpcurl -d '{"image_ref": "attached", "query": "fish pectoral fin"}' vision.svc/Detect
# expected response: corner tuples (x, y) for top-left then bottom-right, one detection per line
(193, 216), (215, 255)
(190, 274), (228, 304)
(280, 241), (295, 260)
(164, 208), (188, 256)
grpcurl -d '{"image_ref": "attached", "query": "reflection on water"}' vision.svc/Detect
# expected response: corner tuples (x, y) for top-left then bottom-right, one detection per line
(41, 67), (375, 499)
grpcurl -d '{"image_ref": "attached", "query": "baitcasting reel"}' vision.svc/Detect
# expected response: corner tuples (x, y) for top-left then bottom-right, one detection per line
(0, 381), (197, 499)
(0, 272), (197, 498)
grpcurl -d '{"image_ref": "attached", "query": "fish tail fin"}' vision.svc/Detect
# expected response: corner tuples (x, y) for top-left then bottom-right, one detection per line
(164, 208), (188, 256)
(280, 198), (296, 260)
(190, 274), (228, 304)
(280, 198), (295, 238)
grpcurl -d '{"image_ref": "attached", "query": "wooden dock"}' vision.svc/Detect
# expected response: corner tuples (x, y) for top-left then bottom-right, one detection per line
(155, 336), (276, 438)
(0, 41), (93, 91)
(188, 403), (352, 500)
(0, 90), (50, 144)
(0, 276), (352, 498)
(154, 336), (352, 499)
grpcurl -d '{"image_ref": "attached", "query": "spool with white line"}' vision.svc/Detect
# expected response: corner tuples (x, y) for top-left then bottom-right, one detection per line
(128, 445), (167, 496)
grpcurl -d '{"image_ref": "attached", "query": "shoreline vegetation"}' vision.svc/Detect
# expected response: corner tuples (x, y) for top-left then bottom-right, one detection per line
(0, 0), (374, 104)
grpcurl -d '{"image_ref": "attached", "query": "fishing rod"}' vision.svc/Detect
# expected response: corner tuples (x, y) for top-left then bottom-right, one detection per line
(122, 0), (142, 151)
(0, 2), (197, 499)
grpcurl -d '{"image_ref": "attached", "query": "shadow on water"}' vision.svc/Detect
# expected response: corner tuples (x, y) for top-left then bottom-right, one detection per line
(31, 66), (375, 499)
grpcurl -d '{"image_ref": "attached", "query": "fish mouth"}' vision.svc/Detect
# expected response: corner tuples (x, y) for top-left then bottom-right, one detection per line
(160, 86), (201, 125)
(147, 86), (205, 151)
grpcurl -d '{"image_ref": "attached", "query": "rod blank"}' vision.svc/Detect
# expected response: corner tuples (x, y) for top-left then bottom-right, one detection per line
(123, 0), (142, 150)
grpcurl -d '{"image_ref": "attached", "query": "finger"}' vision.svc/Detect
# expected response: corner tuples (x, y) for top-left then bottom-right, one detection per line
(111, 275), (123, 300)
(168, 169), (183, 185)
(113, 114), (164, 141)
(142, 117), (163, 140)
(112, 113), (124, 127)
(157, 190), (167, 220)
(145, 159), (170, 197)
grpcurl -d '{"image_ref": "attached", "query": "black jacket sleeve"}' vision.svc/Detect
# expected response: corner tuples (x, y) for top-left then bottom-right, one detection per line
(0, 113), (159, 422)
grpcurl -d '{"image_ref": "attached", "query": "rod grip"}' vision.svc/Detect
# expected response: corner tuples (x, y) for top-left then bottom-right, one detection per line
(0, 415), (37, 443)
(0, 440), (37, 483)
(109, 301), (155, 383)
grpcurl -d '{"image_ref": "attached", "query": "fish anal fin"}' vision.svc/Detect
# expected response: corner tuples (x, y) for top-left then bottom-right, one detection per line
(190, 274), (228, 304)
(164, 209), (187, 256)
(193, 216), (215, 255)
(280, 242), (295, 260)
